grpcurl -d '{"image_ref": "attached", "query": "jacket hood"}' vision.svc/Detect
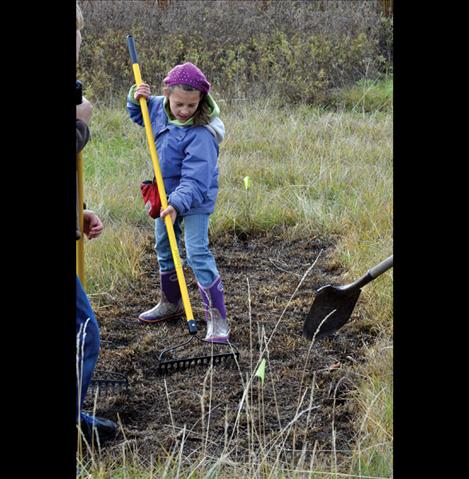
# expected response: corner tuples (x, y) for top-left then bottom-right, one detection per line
(204, 115), (224, 144)
(203, 94), (224, 143)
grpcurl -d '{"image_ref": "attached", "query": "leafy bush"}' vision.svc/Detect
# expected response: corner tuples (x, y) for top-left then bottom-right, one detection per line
(78, 0), (393, 106)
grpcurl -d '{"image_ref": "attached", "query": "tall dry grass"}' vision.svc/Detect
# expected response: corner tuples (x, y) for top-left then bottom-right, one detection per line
(77, 82), (392, 477)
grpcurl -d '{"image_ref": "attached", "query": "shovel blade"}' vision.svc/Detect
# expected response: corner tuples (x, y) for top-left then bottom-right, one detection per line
(303, 285), (361, 340)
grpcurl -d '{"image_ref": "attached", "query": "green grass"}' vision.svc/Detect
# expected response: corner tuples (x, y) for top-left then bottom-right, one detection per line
(350, 341), (393, 478)
(81, 100), (392, 296)
(78, 88), (393, 477)
(329, 76), (393, 113)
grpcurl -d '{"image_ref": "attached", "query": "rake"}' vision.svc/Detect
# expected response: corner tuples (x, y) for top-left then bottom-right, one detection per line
(127, 35), (239, 374)
(89, 370), (129, 397)
(156, 335), (240, 375)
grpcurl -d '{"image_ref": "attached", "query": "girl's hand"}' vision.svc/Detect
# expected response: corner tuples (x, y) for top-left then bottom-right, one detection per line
(83, 210), (104, 239)
(135, 83), (151, 100)
(160, 205), (177, 224)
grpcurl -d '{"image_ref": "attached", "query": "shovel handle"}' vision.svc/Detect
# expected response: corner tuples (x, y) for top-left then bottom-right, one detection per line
(346, 254), (393, 290)
(76, 151), (86, 288)
(368, 255), (393, 279)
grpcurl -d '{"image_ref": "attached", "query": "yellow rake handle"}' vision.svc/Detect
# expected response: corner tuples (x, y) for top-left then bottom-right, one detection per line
(127, 35), (197, 335)
(76, 151), (86, 288)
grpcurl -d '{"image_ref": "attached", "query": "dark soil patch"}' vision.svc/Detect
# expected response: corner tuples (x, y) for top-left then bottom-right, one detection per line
(87, 232), (376, 465)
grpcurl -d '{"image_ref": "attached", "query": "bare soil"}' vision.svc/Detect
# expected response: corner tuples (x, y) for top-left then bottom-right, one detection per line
(86, 231), (377, 465)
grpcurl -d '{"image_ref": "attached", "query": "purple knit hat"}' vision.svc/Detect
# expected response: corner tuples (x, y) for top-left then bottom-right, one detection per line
(163, 62), (211, 94)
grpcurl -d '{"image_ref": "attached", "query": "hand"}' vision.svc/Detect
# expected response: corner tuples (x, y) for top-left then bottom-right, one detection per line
(83, 210), (104, 239)
(76, 97), (93, 124)
(160, 205), (177, 224)
(134, 83), (151, 100)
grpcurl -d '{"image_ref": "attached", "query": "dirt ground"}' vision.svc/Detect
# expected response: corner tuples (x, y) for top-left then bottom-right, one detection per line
(86, 231), (377, 465)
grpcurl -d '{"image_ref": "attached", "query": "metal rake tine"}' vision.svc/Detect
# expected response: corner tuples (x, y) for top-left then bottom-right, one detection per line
(89, 372), (129, 396)
(156, 350), (240, 375)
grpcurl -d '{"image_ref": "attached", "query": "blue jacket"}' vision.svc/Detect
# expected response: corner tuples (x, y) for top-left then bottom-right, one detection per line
(127, 95), (225, 216)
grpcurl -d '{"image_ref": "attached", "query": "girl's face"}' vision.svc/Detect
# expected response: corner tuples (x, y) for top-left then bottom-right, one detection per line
(164, 86), (201, 122)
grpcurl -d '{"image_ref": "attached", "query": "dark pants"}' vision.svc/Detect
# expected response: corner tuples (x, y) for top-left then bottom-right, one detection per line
(76, 275), (100, 421)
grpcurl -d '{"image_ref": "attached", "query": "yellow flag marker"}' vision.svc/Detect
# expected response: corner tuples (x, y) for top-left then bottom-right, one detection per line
(255, 358), (266, 385)
(243, 175), (251, 190)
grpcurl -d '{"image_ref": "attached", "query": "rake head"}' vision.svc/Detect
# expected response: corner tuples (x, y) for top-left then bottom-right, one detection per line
(156, 334), (240, 375)
(89, 369), (129, 397)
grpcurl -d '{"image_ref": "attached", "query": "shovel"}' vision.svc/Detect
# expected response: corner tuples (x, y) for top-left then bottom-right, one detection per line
(303, 255), (393, 340)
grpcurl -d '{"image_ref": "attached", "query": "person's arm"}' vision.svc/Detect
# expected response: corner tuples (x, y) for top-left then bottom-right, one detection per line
(167, 129), (218, 216)
(76, 96), (93, 124)
(76, 96), (93, 153)
(76, 119), (90, 154)
(126, 83), (160, 126)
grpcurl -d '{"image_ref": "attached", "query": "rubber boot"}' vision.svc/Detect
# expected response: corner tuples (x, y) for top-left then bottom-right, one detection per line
(138, 270), (183, 323)
(198, 276), (230, 343)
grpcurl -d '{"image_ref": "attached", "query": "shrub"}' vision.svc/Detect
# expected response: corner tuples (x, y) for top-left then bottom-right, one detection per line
(77, 0), (393, 106)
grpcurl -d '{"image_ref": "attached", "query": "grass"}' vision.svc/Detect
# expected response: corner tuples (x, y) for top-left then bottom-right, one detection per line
(350, 342), (393, 478)
(82, 97), (392, 296)
(329, 76), (393, 113)
(78, 84), (393, 477)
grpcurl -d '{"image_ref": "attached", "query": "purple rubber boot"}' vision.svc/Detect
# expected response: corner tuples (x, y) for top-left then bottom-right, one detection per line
(198, 276), (230, 344)
(138, 270), (183, 323)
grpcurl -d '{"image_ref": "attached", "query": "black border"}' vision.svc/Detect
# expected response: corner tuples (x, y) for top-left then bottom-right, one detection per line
(5, 3), (76, 476)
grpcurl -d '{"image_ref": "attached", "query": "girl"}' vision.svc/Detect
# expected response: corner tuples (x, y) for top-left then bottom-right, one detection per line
(127, 62), (230, 344)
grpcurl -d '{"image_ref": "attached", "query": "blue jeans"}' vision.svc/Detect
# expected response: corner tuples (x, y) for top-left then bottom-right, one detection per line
(155, 214), (219, 288)
(76, 275), (100, 421)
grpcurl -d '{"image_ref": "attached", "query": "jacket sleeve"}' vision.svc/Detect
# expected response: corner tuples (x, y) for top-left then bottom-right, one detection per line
(76, 119), (90, 153)
(168, 129), (218, 215)
(126, 85), (160, 127)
